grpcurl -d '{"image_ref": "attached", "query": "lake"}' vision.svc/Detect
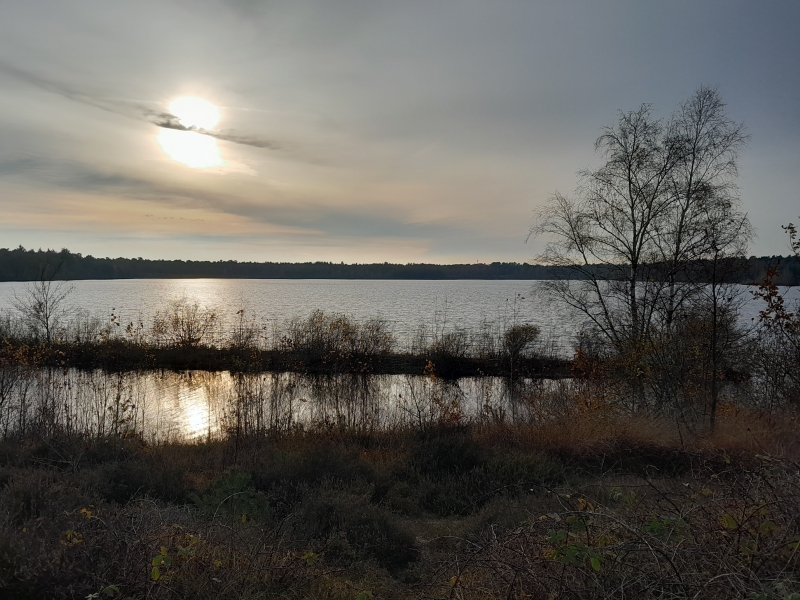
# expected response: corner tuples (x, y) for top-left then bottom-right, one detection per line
(0, 279), (796, 441)
(0, 279), (577, 351)
(1, 279), (794, 354)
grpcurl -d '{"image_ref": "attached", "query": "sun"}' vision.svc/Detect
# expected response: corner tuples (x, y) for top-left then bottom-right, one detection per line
(158, 129), (222, 168)
(169, 96), (220, 130)
(158, 96), (223, 168)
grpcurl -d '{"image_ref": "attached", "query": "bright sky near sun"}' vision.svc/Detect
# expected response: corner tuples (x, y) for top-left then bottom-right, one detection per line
(0, 1), (799, 263)
(157, 97), (224, 169)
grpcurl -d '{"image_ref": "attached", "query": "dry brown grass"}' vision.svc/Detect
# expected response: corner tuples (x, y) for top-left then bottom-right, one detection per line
(471, 408), (800, 462)
(2, 412), (800, 599)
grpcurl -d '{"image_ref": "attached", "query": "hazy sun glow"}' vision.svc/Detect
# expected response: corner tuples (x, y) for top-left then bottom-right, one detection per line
(158, 129), (222, 168)
(158, 96), (223, 168)
(169, 96), (220, 130)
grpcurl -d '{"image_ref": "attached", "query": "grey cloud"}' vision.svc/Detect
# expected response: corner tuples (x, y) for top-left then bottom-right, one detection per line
(0, 155), (244, 212)
(144, 109), (281, 149)
(212, 131), (281, 150)
(0, 61), (282, 151)
(147, 111), (188, 131)
(0, 153), (493, 254)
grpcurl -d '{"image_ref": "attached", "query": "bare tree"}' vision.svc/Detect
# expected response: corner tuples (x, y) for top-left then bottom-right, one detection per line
(532, 104), (680, 348)
(12, 261), (73, 344)
(532, 89), (750, 351)
(692, 201), (753, 428)
(657, 86), (749, 327)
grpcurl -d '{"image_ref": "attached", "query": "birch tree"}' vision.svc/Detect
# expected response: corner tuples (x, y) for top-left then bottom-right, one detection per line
(532, 88), (750, 351)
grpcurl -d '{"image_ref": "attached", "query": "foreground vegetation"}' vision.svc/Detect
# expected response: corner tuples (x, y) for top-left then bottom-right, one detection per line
(1, 410), (799, 600)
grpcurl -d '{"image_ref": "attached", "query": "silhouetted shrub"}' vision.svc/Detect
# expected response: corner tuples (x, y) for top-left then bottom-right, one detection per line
(151, 297), (219, 348)
(502, 324), (540, 363)
(279, 310), (394, 364)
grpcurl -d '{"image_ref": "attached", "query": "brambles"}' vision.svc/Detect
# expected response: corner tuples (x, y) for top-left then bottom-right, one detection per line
(429, 461), (800, 600)
(750, 220), (800, 411)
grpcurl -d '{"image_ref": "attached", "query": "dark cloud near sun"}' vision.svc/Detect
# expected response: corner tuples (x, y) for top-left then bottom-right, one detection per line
(145, 109), (280, 150)
(212, 131), (281, 150)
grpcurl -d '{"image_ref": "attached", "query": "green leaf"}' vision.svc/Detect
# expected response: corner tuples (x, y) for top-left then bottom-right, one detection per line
(102, 586), (120, 598)
(152, 556), (164, 567)
(590, 556), (601, 572)
(758, 521), (778, 535)
(721, 514), (738, 529)
(547, 530), (567, 543)
(151, 566), (161, 581)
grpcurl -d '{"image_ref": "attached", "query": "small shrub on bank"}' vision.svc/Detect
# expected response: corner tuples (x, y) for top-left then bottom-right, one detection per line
(279, 310), (394, 363)
(151, 298), (219, 348)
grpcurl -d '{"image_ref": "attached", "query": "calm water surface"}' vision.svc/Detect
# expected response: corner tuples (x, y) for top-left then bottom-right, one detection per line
(0, 279), (578, 350)
(1, 280), (796, 442)
(3, 279), (793, 351)
(0, 368), (561, 442)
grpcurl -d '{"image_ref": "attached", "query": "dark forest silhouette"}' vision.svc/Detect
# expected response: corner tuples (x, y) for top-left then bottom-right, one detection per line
(1, 245), (797, 284)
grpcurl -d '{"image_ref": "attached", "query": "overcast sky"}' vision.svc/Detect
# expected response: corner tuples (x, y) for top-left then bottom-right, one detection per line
(1, 1), (798, 263)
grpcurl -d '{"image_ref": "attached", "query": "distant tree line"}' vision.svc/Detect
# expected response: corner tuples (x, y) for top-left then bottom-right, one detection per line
(0, 245), (797, 284)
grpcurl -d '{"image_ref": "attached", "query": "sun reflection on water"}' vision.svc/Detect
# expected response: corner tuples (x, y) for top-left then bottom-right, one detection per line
(177, 383), (212, 440)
